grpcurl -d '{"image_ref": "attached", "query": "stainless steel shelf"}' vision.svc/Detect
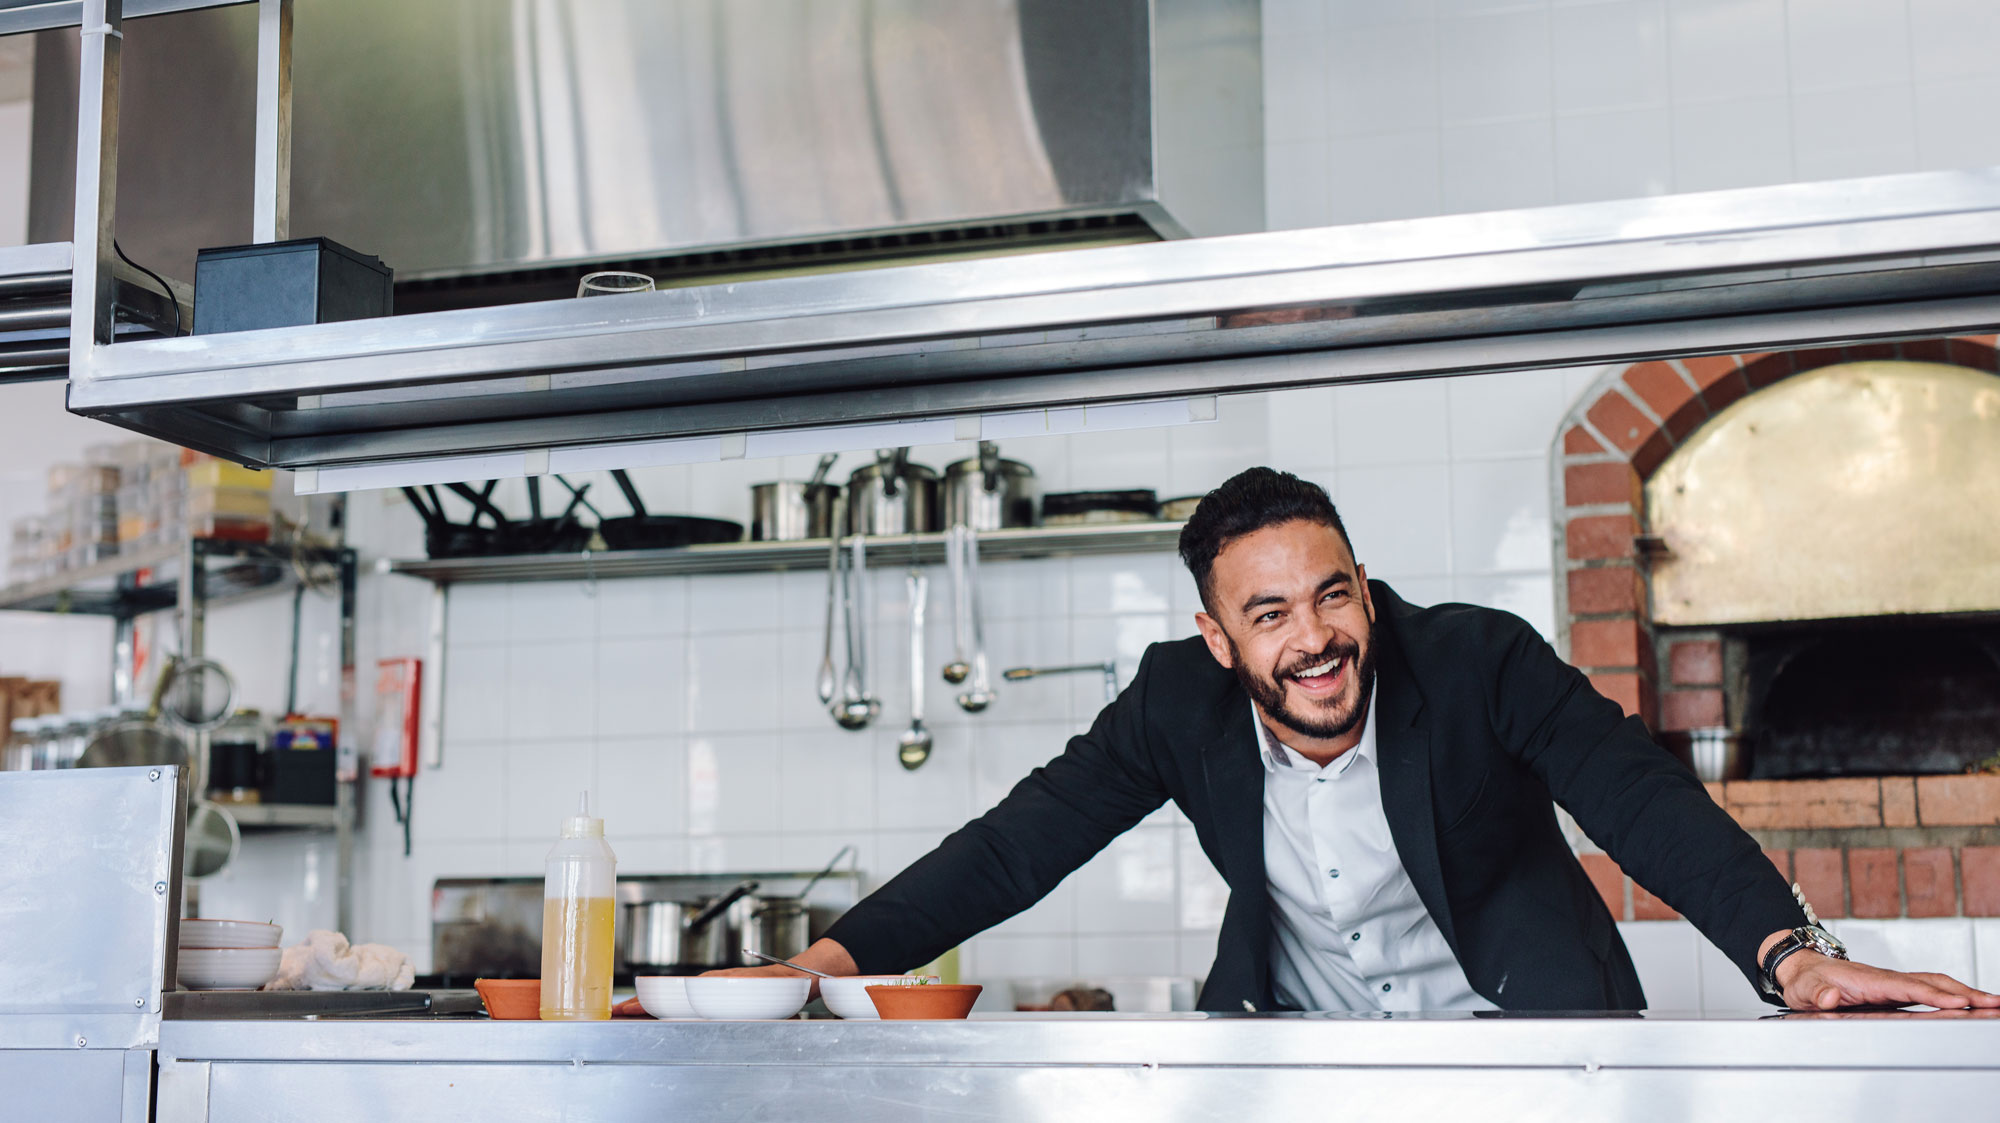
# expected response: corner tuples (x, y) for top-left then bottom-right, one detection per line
(388, 521), (1187, 585)
(61, 168), (2000, 472)
(0, 538), (346, 617)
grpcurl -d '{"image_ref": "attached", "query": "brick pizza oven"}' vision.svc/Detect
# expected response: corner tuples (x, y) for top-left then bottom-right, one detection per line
(1552, 337), (2000, 922)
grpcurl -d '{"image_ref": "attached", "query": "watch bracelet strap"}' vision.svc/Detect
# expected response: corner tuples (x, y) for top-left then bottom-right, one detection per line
(1761, 937), (1812, 995)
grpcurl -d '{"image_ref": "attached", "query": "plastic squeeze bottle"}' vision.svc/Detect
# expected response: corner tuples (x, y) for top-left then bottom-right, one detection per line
(540, 792), (617, 1020)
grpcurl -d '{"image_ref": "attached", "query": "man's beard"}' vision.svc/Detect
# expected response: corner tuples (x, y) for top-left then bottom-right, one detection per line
(1228, 623), (1377, 742)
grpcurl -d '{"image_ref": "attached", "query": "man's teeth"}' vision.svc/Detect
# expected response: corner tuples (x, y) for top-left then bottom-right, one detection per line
(1295, 658), (1341, 679)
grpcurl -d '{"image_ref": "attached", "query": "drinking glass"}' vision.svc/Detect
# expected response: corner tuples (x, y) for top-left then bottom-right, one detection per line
(577, 271), (656, 298)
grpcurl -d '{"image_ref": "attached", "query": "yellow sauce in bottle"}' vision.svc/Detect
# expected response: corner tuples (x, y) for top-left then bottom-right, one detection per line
(540, 895), (616, 1020)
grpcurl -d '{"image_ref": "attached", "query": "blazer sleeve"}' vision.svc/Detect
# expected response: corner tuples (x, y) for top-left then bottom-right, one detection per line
(1481, 615), (1805, 996)
(823, 646), (1173, 975)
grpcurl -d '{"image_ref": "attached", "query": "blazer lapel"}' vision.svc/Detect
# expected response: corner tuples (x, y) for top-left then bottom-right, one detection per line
(1372, 626), (1459, 953)
(1200, 692), (1272, 1003)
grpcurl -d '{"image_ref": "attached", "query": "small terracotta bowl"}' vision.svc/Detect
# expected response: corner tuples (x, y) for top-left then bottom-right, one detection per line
(867, 983), (982, 1020)
(475, 978), (541, 1020)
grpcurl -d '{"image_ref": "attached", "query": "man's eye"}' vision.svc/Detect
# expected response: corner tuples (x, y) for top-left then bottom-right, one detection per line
(1322, 590), (1347, 604)
(1256, 611), (1282, 624)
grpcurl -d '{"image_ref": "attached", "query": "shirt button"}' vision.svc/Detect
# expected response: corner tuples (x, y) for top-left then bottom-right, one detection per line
(1316, 777), (1326, 783)
(1327, 868), (1340, 879)
(1381, 983), (1392, 993)
(1350, 932), (1361, 942)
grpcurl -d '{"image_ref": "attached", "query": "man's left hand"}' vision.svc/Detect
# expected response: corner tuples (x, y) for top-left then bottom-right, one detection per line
(1773, 948), (2000, 1012)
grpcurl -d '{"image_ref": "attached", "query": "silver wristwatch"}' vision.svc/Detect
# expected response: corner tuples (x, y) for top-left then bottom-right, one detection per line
(1758, 884), (1848, 998)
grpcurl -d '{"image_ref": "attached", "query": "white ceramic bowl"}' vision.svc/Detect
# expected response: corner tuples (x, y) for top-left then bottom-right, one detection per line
(633, 976), (702, 1020)
(820, 975), (939, 1020)
(178, 946), (283, 990)
(179, 918), (283, 950)
(684, 976), (811, 1020)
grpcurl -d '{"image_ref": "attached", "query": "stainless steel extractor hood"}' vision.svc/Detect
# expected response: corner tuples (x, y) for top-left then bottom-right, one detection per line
(30, 0), (1264, 300)
(59, 168), (2000, 485)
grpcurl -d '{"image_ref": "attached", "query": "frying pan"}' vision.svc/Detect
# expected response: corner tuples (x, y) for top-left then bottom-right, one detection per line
(598, 470), (743, 551)
(1041, 490), (1160, 526)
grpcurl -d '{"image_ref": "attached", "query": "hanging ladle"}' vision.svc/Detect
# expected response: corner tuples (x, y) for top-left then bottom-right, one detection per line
(832, 534), (877, 730)
(942, 524), (971, 685)
(956, 525), (996, 713)
(816, 496), (845, 705)
(898, 569), (934, 769)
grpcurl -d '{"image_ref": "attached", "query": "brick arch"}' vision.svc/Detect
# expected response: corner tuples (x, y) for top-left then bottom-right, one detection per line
(1550, 335), (2000, 728)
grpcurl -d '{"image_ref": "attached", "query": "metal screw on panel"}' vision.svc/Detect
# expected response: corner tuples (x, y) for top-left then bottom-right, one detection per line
(148, 769), (161, 781)
(75, 1036), (87, 1048)
(135, 998), (145, 1008)
(154, 882), (167, 895)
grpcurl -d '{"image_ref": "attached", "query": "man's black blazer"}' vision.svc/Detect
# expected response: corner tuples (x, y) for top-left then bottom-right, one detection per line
(826, 581), (1806, 1011)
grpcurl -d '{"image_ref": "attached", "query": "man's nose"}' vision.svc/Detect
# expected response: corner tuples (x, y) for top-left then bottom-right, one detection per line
(1292, 609), (1333, 653)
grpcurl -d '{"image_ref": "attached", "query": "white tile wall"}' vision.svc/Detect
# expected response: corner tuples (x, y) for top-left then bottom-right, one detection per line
(1285, 0), (2000, 228)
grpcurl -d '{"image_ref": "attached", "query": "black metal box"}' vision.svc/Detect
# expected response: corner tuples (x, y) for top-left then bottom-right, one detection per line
(193, 236), (392, 335)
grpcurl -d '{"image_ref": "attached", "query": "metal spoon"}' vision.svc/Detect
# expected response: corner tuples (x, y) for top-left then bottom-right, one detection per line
(941, 524), (970, 684)
(816, 499), (844, 705)
(741, 948), (834, 978)
(899, 569), (934, 770)
(956, 526), (996, 713)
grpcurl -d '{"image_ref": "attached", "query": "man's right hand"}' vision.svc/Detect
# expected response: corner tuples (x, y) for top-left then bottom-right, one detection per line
(699, 937), (860, 999)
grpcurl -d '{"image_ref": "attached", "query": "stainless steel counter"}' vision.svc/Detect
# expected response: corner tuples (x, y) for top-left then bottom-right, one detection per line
(157, 1010), (2000, 1122)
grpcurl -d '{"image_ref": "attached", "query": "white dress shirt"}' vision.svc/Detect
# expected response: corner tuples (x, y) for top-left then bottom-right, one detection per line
(1257, 690), (1497, 1012)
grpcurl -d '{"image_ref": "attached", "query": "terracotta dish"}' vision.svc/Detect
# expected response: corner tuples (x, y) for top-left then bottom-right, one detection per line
(867, 983), (982, 1020)
(475, 978), (541, 1020)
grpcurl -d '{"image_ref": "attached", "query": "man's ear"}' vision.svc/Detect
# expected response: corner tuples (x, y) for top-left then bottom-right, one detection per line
(1357, 562), (1374, 623)
(1195, 611), (1235, 669)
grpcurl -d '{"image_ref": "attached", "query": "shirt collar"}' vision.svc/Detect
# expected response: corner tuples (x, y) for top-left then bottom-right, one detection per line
(1251, 683), (1378, 776)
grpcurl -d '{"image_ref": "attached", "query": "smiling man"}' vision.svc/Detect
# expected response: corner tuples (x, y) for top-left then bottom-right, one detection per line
(734, 467), (1998, 1013)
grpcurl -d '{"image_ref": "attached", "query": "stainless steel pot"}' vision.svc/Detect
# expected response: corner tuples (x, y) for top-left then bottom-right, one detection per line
(750, 481), (838, 541)
(848, 449), (939, 535)
(733, 896), (812, 964)
(943, 441), (1038, 530)
(751, 453), (840, 541)
(619, 880), (759, 969)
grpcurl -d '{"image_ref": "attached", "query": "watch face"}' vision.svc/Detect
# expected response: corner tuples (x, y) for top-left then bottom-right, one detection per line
(1806, 925), (1847, 957)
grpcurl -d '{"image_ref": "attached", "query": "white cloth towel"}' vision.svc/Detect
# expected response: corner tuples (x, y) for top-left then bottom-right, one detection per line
(262, 929), (415, 992)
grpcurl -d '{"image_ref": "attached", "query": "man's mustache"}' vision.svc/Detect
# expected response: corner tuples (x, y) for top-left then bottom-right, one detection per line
(1275, 637), (1362, 680)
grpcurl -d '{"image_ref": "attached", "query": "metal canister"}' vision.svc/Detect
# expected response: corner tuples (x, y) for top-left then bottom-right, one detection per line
(847, 450), (939, 535)
(749, 481), (838, 541)
(943, 442), (1038, 530)
(733, 896), (812, 965)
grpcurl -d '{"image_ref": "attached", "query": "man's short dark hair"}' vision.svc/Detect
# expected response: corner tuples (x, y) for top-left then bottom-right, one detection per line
(1177, 467), (1355, 612)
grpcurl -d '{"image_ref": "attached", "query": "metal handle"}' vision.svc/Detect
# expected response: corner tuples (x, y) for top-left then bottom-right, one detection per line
(685, 880), (759, 933)
(806, 452), (839, 490)
(907, 570), (927, 722)
(1001, 661), (1119, 703)
(978, 440), (1000, 494)
(851, 534), (870, 701)
(818, 503), (844, 705)
(965, 527), (988, 693)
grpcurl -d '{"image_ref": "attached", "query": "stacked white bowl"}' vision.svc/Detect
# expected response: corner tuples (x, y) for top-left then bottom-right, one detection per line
(683, 976), (811, 1020)
(633, 976), (703, 1020)
(178, 919), (284, 990)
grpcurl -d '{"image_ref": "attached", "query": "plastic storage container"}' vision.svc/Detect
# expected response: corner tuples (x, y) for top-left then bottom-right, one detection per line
(540, 793), (617, 1021)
